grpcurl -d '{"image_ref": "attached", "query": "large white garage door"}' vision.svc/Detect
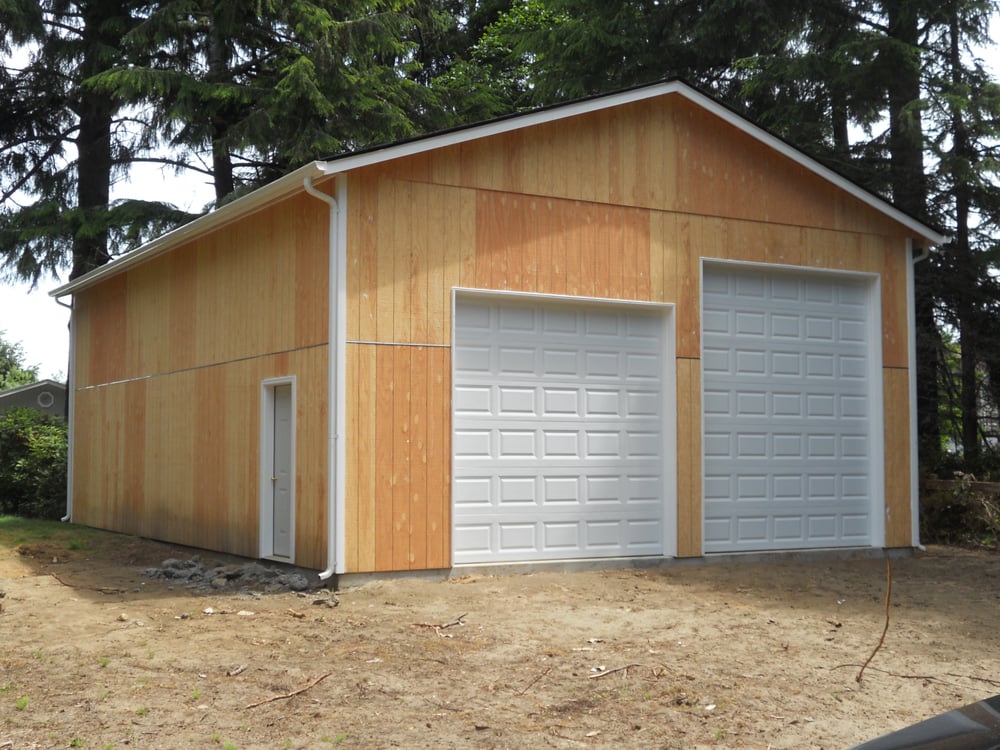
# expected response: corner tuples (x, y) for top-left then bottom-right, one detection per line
(702, 266), (875, 553)
(453, 296), (667, 564)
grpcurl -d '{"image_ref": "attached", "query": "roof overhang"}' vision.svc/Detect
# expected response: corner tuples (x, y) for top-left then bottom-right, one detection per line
(51, 80), (947, 299)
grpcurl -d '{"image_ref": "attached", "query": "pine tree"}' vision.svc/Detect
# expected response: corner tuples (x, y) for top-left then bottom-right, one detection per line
(92, 0), (429, 205)
(0, 1), (191, 283)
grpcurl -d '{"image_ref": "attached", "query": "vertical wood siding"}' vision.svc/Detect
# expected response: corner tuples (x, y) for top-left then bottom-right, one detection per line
(71, 193), (331, 570)
(344, 93), (920, 570)
(73, 92), (922, 573)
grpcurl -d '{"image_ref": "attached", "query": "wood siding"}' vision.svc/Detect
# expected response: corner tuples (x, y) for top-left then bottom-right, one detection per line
(71, 192), (331, 569)
(344, 92), (919, 570)
(71, 91), (921, 573)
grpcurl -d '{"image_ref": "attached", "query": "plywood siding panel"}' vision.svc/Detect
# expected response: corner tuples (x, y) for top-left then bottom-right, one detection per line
(295, 194), (330, 348)
(374, 345), (395, 571)
(349, 171), (380, 341)
(84, 276), (127, 386)
(426, 347), (450, 569)
(409, 346), (428, 569)
(676, 357), (702, 557)
(292, 345), (329, 569)
(675, 215), (700, 359)
(351, 344), (378, 571)
(880, 241), (909, 368)
(883, 368), (912, 546)
(168, 250), (198, 372)
(392, 345), (412, 569)
(126, 263), (170, 375)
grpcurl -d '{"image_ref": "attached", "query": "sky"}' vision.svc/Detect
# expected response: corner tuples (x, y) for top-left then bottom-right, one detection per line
(2, 26), (999, 381)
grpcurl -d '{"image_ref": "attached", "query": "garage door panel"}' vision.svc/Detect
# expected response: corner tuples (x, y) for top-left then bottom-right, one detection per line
(454, 515), (664, 563)
(702, 266), (874, 552)
(454, 296), (667, 564)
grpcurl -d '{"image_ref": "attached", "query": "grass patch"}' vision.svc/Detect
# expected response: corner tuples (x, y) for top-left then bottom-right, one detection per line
(0, 515), (121, 554)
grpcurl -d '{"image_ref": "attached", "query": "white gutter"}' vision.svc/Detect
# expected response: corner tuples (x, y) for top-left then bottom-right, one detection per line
(55, 295), (74, 522)
(302, 174), (346, 580)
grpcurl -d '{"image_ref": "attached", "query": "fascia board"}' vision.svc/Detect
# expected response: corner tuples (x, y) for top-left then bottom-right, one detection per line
(49, 162), (331, 298)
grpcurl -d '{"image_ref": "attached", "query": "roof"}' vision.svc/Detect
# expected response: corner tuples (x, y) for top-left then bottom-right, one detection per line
(0, 379), (67, 398)
(51, 79), (948, 299)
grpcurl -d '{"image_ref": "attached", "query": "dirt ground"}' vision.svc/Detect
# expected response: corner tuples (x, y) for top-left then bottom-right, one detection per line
(2, 533), (999, 750)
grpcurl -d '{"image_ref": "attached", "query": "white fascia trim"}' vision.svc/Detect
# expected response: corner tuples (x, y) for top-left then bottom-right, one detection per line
(49, 162), (331, 298)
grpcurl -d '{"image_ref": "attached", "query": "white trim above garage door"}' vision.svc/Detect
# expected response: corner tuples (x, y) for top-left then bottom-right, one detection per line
(701, 263), (884, 553)
(452, 291), (676, 564)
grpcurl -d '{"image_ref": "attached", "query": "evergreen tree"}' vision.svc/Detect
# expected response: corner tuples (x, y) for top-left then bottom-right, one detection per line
(93, 0), (430, 205)
(0, 1), (191, 283)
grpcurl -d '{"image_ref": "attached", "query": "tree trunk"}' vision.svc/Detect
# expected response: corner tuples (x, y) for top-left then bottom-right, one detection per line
(70, 1), (121, 280)
(207, 19), (235, 203)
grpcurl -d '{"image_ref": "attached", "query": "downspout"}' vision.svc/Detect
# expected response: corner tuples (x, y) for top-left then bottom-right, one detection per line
(908, 240), (931, 550)
(55, 295), (74, 523)
(302, 174), (344, 580)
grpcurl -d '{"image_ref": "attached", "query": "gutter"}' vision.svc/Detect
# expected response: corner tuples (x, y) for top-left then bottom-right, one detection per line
(54, 295), (74, 523)
(302, 174), (346, 581)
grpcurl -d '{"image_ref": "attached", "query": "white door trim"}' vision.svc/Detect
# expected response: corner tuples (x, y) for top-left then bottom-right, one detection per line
(450, 288), (677, 563)
(700, 259), (885, 550)
(260, 376), (297, 561)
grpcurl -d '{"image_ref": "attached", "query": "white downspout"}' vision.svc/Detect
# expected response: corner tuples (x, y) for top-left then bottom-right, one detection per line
(303, 174), (345, 580)
(908, 239), (931, 549)
(55, 295), (74, 522)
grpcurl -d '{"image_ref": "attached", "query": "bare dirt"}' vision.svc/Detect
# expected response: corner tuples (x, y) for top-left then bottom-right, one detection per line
(2, 533), (999, 750)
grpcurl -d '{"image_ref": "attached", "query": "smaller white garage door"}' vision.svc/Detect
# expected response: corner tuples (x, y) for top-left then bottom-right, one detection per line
(702, 265), (877, 553)
(453, 296), (669, 564)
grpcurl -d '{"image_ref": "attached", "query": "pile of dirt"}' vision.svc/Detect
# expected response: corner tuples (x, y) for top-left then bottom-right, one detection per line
(142, 557), (315, 594)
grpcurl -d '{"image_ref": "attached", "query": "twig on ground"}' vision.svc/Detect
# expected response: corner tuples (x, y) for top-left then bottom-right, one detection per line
(856, 557), (892, 683)
(517, 667), (552, 695)
(413, 613), (467, 637)
(589, 664), (645, 679)
(833, 664), (967, 690)
(948, 673), (1000, 688)
(245, 672), (332, 709)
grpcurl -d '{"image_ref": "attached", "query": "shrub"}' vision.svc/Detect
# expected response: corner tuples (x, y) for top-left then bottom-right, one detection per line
(921, 473), (1000, 549)
(0, 407), (68, 519)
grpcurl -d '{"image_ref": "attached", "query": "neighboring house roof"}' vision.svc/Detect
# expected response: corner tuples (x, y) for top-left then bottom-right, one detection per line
(50, 79), (949, 300)
(0, 379), (67, 399)
(0, 379), (67, 414)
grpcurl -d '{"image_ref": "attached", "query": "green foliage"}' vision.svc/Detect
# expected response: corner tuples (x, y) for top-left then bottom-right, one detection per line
(0, 331), (38, 390)
(0, 407), (67, 520)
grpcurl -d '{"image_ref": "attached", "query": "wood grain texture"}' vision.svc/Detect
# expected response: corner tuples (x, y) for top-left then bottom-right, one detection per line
(675, 357), (703, 557)
(883, 368), (913, 547)
(346, 342), (452, 573)
(71, 88), (929, 574)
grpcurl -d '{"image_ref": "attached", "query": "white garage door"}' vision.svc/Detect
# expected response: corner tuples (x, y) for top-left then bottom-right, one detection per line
(453, 296), (667, 564)
(702, 266), (875, 552)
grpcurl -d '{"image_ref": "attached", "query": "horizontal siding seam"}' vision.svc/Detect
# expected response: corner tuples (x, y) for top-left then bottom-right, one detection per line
(75, 342), (328, 391)
(347, 340), (450, 349)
